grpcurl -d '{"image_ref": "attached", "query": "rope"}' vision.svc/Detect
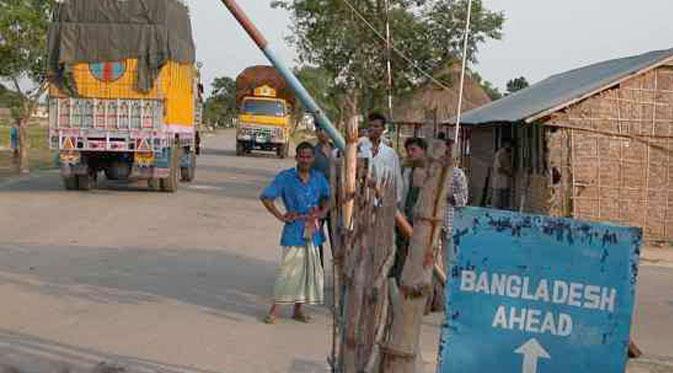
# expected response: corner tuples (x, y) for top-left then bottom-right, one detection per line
(340, 0), (475, 100)
(380, 344), (416, 359)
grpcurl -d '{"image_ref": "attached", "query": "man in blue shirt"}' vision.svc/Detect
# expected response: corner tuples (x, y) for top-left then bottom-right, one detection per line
(260, 141), (330, 324)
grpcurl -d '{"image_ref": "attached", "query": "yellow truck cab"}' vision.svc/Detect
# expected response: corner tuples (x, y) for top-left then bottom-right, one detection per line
(235, 66), (294, 158)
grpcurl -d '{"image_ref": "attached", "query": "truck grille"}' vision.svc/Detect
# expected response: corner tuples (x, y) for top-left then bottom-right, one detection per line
(239, 126), (283, 139)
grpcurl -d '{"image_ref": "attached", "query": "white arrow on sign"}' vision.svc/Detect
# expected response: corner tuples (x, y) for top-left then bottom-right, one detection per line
(514, 338), (550, 373)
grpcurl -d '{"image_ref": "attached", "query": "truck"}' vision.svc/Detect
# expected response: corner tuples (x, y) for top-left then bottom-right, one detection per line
(235, 66), (295, 158)
(46, 0), (200, 192)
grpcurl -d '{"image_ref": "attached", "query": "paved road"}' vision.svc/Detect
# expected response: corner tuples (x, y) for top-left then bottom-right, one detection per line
(0, 130), (441, 372)
(0, 130), (671, 372)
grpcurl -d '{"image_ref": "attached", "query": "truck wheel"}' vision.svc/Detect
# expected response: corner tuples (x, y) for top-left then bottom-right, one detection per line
(160, 170), (178, 192)
(180, 153), (196, 182)
(236, 141), (244, 156)
(63, 176), (78, 190)
(161, 145), (180, 193)
(148, 178), (160, 191)
(77, 174), (93, 191)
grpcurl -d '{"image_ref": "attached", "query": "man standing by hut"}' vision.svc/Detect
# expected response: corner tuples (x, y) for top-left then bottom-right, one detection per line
(491, 140), (513, 210)
(261, 142), (330, 324)
(442, 138), (469, 268)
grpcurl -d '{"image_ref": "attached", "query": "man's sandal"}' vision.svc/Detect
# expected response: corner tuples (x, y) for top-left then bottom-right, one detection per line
(263, 314), (277, 324)
(292, 313), (311, 323)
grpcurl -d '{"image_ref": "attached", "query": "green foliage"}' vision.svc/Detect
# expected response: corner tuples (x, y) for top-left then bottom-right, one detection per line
(0, 0), (52, 118)
(425, 0), (504, 65)
(272, 0), (504, 115)
(506, 76), (529, 94)
(294, 65), (342, 121)
(0, 0), (51, 81)
(0, 83), (22, 108)
(204, 76), (237, 127)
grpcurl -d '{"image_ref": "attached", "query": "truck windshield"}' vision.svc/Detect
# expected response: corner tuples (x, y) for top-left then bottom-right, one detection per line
(242, 100), (285, 117)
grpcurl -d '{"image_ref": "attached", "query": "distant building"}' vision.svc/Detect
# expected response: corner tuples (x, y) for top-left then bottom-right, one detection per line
(453, 48), (673, 243)
(392, 64), (492, 197)
(393, 64), (491, 138)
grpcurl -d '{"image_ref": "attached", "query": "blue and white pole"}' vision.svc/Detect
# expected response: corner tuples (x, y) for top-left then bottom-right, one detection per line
(218, 0), (346, 151)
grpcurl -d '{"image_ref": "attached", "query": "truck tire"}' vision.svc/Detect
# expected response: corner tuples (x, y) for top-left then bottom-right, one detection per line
(180, 153), (196, 182)
(77, 174), (93, 191)
(161, 144), (180, 193)
(63, 176), (78, 190)
(148, 178), (160, 191)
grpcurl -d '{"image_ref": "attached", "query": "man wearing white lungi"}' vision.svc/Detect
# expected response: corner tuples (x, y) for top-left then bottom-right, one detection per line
(260, 142), (330, 324)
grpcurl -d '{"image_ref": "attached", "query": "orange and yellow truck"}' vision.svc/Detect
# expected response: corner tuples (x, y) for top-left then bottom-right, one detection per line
(235, 66), (295, 158)
(47, 0), (201, 192)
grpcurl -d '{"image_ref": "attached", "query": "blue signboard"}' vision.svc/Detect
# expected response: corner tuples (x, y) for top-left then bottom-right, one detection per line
(438, 207), (641, 373)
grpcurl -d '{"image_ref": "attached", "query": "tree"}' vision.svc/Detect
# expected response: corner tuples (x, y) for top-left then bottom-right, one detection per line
(0, 0), (52, 173)
(424, 0), (505, 65)
(506, 76), (529, 94)
(295, 65), (343, 124)
(272, 0), (504, 121)
(0, 83), (22, 108)
(203, 76), (237, 127)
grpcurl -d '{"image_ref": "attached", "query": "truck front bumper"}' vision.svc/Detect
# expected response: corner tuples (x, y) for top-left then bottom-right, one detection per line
(237, 137), (285, 151)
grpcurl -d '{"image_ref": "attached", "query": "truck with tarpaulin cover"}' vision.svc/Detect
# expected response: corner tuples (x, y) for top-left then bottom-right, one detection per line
(47, 0), (201, 192)
(235, 65), (295, 158)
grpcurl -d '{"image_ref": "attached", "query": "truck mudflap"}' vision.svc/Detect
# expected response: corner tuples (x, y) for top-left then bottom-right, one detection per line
(179, 149), (196, 182)
(180, 150), (194, 168)
(131, 147), (172, 179)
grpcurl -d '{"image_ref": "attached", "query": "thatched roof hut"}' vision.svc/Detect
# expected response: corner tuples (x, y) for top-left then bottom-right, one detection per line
(392, 64), (492, 131)
(457, 48), (673, 243)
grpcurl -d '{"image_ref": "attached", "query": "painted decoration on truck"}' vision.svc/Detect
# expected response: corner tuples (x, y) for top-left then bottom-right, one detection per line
(438, 207), (641, 373)
(89, 62), (126, 83)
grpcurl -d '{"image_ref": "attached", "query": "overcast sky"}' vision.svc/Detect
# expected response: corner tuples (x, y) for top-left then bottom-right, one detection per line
(188, 1), (673, 95)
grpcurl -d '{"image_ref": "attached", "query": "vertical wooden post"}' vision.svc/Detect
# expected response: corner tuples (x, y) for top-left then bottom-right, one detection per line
(343, 116), (358, 230)
(329, 156), (341, 372)
(383, 140), (452, 372)
(18, 117), (29, 174)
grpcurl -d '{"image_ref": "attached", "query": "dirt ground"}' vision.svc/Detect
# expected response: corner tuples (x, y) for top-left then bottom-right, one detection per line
(0, 130), (671, 372)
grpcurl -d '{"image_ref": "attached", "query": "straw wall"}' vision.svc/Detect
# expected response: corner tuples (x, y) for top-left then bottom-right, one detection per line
(548, 65), (673, 242)
(547, 127), (574, 217)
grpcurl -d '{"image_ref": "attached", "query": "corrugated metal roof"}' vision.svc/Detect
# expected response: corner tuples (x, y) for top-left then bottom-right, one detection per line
(458, 48), (673, 125)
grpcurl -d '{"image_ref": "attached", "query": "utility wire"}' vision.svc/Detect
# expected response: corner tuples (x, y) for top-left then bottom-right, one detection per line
(340, 0), (470, 99)
(454, 0), (474, 149)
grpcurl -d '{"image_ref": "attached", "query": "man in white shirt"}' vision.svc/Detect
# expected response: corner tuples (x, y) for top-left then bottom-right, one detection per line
(358, 112), (403, 202)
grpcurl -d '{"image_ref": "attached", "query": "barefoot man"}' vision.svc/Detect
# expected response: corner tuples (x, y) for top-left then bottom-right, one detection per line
(261, 142), (330, 323)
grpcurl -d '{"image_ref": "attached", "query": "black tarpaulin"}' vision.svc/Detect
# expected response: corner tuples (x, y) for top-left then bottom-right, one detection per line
(48, 0), (196, 93)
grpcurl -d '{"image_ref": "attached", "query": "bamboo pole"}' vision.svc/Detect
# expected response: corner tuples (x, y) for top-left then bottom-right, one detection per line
(329, 156), (341, 372)
(343, 115), (358, 230)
